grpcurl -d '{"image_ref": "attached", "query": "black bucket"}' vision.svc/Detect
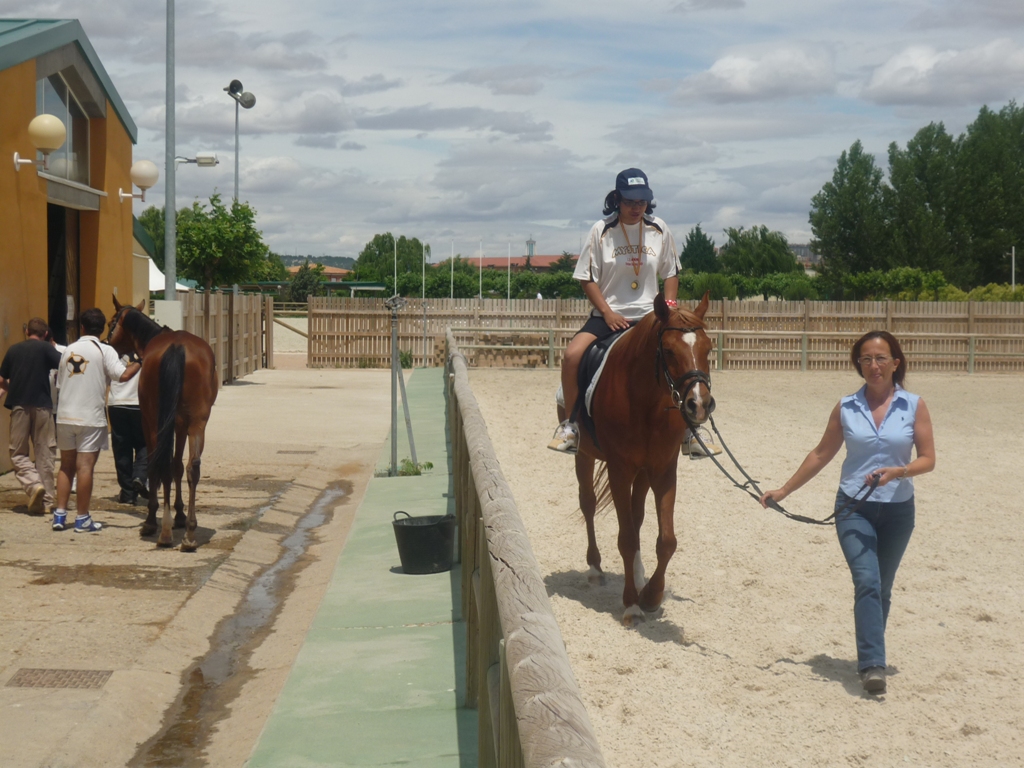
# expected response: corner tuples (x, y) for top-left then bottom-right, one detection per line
(392, 511), (456, 574)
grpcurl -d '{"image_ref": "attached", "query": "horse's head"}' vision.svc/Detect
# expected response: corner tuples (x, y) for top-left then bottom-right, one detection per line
(654, 291), (715, 425)
(107, 295), (146, 356)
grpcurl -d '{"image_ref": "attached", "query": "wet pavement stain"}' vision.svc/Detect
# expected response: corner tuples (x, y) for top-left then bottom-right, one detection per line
(1, 560), (225, 592)
(128, 480), (353, 768)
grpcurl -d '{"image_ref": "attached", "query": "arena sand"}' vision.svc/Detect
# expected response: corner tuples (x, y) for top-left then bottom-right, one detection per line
(469, 368), (1023, 768)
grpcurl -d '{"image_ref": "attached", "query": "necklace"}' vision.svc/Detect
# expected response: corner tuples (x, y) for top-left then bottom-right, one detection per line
(619, 219), (645, 284)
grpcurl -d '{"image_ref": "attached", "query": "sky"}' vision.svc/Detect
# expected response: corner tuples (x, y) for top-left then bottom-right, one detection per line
(5, 0), (1024, 261)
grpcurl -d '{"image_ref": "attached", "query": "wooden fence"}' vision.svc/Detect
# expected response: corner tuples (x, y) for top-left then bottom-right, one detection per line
(307, 297), (1024, 373)
(168, 290), (264, 383)
(447, 329), (606, 768)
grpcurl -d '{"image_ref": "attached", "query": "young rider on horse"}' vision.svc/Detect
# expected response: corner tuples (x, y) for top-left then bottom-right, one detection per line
(549, 168), (681, 453)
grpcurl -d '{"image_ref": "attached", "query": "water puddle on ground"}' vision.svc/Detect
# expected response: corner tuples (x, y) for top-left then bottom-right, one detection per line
(128, 481), (351, 768)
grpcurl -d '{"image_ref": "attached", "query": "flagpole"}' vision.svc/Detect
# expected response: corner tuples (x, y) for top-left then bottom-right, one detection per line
(478, 239), (482, 299)
(421, 241), (425, 300)
(450, 240), (453, 299)
(393, 234), (397, 296)
(507, 241), (511, 302)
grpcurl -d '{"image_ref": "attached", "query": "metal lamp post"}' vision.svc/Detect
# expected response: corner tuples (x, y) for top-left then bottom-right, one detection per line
(224, 80), (256, 202)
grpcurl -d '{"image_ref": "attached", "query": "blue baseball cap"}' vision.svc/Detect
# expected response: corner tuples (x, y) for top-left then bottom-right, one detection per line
(615, 168), (653, 201)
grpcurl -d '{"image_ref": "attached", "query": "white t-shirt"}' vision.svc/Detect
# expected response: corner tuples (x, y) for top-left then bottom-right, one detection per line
(573, 214), (680, 320)
(108, 353), (140, 407)
(56, 336), (127, 427)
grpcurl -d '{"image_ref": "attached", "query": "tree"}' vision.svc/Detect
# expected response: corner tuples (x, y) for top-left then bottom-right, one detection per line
(718, 225), (800, 279)
(288, 260), (326, 302)
(809, 140), (891, 279)
(886, 123), (969, 284)
(138, 206), (165, 270)
(175, 193), (269, 292)
(680, 225), (719, 273)
(549, 252), (577, 273)
(353, 233), (428, 286)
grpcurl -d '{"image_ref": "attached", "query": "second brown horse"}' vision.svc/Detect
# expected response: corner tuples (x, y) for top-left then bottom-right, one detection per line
(108, 298), (218, 551)
(561, 292), (715, 626)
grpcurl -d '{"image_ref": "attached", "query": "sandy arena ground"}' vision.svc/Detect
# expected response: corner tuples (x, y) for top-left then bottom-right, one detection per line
(470, 368), (1023, 768)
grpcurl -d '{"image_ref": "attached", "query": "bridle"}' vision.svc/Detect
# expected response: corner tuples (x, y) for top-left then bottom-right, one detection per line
(656, 324), (712, 415)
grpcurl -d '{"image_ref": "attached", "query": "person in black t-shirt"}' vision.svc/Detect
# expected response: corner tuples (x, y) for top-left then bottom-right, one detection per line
(0, 318), (63, 514)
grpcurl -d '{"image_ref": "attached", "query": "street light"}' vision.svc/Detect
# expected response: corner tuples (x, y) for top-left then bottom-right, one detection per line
(224, 79), (256, 202)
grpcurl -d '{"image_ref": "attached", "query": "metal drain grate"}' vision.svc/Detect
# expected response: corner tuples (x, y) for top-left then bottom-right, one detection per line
(6, 668), (113, 689)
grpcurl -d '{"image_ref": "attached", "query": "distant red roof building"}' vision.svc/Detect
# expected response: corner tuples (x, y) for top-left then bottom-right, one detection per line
(287, 264), (352, 283)
(457, 255), (576, 273)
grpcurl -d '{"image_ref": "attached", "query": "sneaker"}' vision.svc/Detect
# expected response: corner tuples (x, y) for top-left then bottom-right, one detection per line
(27, 484), (46, 515)
(547, 420), (579, 454)
(684, 426), (722, 457)
(860, 666), (886, 694)
(118, 490), (138, 505)
(74, 515), (102, 534)
(132, 477), (149, 499)
(52, 512), (67, 531)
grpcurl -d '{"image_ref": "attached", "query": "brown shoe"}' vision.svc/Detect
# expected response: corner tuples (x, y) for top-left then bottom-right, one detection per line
(27, 485), (46, 515)
(860, 666), (886, 694)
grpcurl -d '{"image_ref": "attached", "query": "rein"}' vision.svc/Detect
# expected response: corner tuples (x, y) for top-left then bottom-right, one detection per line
(685, 416), (880, 526)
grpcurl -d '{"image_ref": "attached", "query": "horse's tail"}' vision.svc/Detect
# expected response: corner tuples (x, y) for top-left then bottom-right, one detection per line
(150, 344), (185, 482)
(593, 460), (613, 516)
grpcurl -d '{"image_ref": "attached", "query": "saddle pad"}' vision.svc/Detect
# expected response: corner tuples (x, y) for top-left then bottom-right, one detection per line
(583, 327), (631, 416)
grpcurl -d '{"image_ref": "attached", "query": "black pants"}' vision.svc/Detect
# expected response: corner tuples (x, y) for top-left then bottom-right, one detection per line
(108, 406), (148, 496)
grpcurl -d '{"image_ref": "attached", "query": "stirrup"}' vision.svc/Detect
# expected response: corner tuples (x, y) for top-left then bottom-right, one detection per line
(547, 421), (579, 454)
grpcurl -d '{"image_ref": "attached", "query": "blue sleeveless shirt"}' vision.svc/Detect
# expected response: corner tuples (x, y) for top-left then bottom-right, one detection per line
(838, 385), (919, 503)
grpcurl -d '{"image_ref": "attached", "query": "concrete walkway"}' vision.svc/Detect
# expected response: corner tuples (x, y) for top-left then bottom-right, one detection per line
(247, 367), (477, 767)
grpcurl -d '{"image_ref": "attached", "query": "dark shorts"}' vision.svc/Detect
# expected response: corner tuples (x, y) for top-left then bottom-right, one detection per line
(576, 313), (637, 342)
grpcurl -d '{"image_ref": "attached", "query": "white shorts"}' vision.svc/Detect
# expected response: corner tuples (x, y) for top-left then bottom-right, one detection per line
(56, 424), (109, 453)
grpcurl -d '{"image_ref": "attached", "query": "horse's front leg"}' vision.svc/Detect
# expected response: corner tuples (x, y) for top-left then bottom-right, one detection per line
(180, 428), (206, 552)
(575, 453), (603, 585)
(630, 469), (651, 592)
(608, 462), (643, 626)
(172, 425), (187, 530)
(638, 459), (679, 613)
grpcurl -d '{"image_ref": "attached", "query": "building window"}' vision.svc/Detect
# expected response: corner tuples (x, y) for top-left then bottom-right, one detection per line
(36, 73), (90, 186)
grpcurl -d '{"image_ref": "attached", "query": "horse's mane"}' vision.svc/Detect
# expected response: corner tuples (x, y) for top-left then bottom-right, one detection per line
(123, 307), (168, 347)
(626, 305), (706, 355)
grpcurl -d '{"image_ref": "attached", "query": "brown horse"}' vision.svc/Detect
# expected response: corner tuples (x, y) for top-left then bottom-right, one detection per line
(559, 292), (715, 626)
(108, 298), (218, 551)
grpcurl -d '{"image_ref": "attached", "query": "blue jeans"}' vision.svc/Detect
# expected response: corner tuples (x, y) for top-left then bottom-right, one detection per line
(834, 491), (915, 672)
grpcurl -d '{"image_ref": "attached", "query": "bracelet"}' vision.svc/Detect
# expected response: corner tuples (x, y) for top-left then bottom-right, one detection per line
(901, 466), (909, 479)
(665, 299), (677, 307)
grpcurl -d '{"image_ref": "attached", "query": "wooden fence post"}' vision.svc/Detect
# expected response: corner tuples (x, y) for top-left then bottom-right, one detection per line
(265, 295), (274, 369)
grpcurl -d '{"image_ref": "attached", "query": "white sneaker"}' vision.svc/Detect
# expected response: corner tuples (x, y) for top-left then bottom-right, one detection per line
(547, 420), (579, 454)
(684, 426), (722, 457)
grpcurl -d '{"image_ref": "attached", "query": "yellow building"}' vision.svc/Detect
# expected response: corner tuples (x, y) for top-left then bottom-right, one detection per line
(1, 19), (144, 472)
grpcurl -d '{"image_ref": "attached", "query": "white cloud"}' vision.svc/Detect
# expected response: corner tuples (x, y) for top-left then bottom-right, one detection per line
(674, 45), (837, 103)
(671, 0), (744, 12)
(861, 39), (1024, 106)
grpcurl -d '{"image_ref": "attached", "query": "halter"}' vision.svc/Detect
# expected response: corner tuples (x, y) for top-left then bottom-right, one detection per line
(656, 324), (711, 417)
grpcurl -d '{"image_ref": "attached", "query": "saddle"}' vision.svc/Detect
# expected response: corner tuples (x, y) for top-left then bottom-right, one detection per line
(569, 327), (632, 449)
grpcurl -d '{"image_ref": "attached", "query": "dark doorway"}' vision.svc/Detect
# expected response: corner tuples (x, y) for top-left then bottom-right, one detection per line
(47, 204), (80, 345)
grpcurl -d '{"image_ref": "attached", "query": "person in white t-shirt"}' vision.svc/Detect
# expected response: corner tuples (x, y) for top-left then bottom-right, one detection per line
(52, 308), (141, 533)
(548, 168), (680, 453)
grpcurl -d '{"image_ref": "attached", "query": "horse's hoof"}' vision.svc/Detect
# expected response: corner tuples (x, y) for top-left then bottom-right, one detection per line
(180, 541), (197, 553)
(622, 604), (645, 628)
(157, 534), (174, 548)
(639, 590), (665, 613)
(140, 524), (157, 537)
(586, 566), (606, 586)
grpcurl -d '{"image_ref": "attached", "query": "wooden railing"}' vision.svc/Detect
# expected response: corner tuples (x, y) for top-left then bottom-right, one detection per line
(307, 297), (1024, 370)
(447, 329), (606, 768)
(154, 290), (264, 383)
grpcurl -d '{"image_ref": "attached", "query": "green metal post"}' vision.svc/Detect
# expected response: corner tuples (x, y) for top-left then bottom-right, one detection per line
(548, 329), (554, 369)
(968, 335), (975, 374)
(717, 331), (725, 371)
(801, 333), (808, 371)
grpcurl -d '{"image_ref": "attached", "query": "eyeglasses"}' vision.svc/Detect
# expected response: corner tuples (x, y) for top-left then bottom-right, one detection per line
(620, 199), (647, 209)
(857, 356), (892, 366)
